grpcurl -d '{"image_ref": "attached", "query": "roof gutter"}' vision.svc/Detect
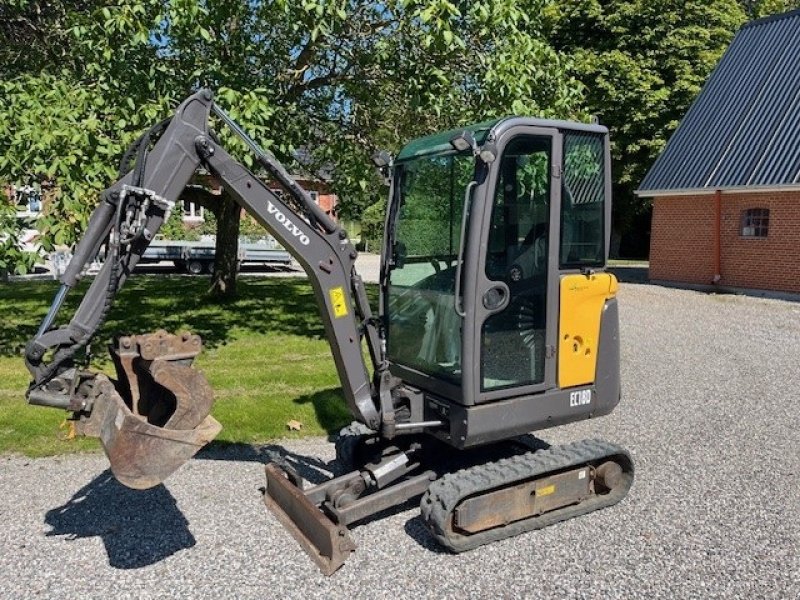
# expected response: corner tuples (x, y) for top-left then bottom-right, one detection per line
(636, 184), (800, 198)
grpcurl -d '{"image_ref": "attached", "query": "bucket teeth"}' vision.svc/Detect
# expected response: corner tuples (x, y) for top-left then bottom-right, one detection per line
(75, 331), (221, 489)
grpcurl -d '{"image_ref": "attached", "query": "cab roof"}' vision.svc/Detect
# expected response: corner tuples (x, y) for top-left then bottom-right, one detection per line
(395, 116), (608, 162)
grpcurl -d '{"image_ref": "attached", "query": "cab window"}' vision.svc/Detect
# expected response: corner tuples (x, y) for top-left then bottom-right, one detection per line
(560, 133), (606, 268)
(482, 135), (552, 391)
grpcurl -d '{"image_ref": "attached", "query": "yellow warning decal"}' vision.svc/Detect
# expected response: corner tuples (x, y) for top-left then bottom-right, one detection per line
(537, 484), (556, 497)
(329, 286), (349, 318)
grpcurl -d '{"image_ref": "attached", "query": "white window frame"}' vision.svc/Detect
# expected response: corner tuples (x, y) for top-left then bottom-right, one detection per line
(183, 201), (205, 222)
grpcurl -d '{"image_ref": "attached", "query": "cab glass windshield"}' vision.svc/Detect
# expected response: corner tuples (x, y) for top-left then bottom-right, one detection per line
(386, 152), (475, 384)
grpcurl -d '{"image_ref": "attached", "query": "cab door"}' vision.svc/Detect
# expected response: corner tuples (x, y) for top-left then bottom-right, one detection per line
(465, 126), (562, 404)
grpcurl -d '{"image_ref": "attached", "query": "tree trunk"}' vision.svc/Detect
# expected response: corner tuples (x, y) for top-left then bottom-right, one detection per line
(209, 190), (241, 299)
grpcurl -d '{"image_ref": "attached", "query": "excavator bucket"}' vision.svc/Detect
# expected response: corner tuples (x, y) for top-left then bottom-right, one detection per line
(76, 331), (221, 489)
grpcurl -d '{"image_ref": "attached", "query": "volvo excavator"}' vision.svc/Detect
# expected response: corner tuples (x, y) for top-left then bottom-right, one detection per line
(24, 90), (633, 575)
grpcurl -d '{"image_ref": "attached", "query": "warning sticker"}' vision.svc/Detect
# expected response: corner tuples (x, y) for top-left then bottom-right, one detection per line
(329, 286), (349, 318)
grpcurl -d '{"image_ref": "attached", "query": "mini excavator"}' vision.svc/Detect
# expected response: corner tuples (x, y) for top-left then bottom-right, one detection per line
(25, 90), (633, 575)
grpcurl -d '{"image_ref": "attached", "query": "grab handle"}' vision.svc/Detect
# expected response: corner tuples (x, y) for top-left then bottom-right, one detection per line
(454, 181), (477, 317)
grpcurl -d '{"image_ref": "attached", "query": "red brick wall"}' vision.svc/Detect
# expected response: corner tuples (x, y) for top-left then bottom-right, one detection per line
(317, 193), (337, 217)
(649, 195), (716, 285)
(650, 191), (800, 293)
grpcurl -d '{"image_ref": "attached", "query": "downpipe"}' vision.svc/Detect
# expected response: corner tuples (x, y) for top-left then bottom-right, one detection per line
(712, 189), (722, 284)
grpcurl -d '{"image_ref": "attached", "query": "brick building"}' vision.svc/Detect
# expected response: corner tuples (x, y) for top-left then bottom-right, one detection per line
(637, 9), (800, 294)
(186, 173), (338, 225)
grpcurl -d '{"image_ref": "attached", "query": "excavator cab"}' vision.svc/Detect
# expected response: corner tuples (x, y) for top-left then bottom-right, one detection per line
(383, 118), (620, 447)
(23, 92), (631, 576)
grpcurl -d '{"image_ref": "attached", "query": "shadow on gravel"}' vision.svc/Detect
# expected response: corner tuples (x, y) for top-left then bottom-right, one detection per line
(44, 471), (195, 569)
(403, 516), (449, 554)
(197, 441), (340, 481)
(607, 266), (649, 284)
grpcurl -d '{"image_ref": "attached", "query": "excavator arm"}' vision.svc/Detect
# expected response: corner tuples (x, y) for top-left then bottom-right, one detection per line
(195, 108), (381, 429)
(24, 89), (385, 486)
(26, 93), (211, 396)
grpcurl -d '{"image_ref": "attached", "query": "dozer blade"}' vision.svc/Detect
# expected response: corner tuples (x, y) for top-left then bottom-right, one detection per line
(76, 331), (221, 489)
(264, 463), (356, 576)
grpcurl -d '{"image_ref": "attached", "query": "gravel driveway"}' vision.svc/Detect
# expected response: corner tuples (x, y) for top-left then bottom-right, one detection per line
(1, 282), (799, 599)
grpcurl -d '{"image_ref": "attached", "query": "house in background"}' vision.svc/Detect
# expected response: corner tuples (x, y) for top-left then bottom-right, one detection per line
(637, 9), (800, 294)
(185, 172), (339, 226)
(265, 175), (338, 220)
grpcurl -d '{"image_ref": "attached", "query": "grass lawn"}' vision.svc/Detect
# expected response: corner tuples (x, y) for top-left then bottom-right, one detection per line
(0, 275), (366, 456)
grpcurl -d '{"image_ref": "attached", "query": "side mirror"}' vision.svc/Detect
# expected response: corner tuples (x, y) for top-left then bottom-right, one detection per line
(371, 151), (392, 169)
(450, 131), (476, 153)
(371, 151), (393, 185)
(478, 141), (497, 164)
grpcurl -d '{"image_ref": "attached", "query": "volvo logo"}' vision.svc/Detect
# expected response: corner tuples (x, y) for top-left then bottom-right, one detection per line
(267, 200), (310, 245)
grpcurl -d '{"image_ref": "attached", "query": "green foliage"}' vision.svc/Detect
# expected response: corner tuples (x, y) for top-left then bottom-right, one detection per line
(0, 73), (173, 255)
(360, 200), (386, 251)
(546, 0), (748, 235)
(740, 0), (800, 17)
(196, 211), (219, 237)
(157, 206), (199, 241)
(0, 0), (581, 263)
(239, 215), (268, 238)
(395, 153), (474, 257)
(0, 203), (38, 277)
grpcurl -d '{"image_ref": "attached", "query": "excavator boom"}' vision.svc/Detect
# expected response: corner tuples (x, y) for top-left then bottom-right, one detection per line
(25, 90), (383, 489)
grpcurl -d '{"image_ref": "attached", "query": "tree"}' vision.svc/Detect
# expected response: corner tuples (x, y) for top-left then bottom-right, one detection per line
(739, 0), (800, 17)
(210, 191), (241, 298)
(0, 2), (88, 76)
(545, 0), (747, 256)
(360, 200), (386, 252)
(0, 202), (38, 281)
(0, 0), (582, 292)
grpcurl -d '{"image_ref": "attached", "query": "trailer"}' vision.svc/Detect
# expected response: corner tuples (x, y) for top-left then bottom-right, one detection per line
(140, 237), (292, 274)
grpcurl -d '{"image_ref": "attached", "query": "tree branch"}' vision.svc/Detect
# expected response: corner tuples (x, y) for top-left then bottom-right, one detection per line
(291, 39), (316, 79)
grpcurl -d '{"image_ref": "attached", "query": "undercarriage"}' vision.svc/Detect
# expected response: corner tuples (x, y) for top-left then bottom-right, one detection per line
(266, 423), (633, 574)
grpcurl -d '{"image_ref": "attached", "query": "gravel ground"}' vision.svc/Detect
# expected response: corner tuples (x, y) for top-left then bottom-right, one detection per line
(2, 282), (799, 599)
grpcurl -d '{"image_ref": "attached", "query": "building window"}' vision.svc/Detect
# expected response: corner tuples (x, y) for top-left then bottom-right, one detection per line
(740, 208), (769, 238)
(309, 191), (319, 204)
(182, 200), (204, 222)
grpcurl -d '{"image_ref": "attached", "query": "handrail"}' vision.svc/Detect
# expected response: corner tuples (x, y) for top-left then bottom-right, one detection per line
(454, 181), (477, 317)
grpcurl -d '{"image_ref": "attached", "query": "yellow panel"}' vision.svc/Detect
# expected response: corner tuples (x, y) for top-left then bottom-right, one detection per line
(558, 273), (618, 388)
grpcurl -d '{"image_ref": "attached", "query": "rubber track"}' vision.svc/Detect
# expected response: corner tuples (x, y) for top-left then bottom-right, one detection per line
(420, 438), (634, 553)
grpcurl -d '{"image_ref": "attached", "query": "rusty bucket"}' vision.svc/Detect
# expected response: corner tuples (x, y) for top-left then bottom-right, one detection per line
(77, 331), (221, 489)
